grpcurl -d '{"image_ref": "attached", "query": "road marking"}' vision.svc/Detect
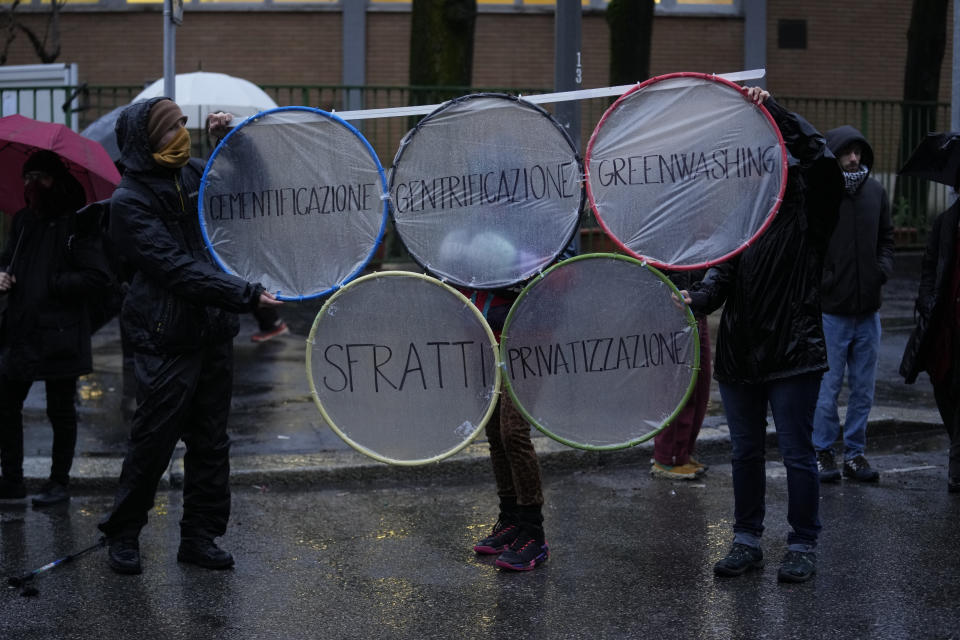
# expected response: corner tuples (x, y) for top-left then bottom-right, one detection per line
(764, 464), (939, 479)
(881, 465), (938, 474)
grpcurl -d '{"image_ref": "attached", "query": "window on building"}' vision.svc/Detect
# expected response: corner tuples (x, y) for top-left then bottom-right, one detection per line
(777, 19), (807, 50)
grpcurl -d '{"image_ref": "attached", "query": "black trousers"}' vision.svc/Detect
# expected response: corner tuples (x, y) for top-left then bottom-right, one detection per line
(99, 341), (233, 541)
(933, 339), (960, 483)
(0, 376), (78, 485)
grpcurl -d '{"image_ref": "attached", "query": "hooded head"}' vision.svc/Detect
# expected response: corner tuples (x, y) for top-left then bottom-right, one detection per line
(116, 97), (191, 173)
(147, 99), (187, 151)
(21, 150), (86, 215)
(825, 125), (874, 174)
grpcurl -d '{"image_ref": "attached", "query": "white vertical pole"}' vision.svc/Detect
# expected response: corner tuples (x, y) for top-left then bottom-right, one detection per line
(163, 0), (177, 101)
(952, 0), (959, 131)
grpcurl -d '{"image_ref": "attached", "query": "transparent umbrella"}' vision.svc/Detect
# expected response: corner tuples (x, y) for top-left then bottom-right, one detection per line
(131, 71), (279, 128)
(81, 72), (279, 161)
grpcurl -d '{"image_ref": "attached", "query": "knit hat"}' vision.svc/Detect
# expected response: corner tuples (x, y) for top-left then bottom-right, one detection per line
(147, 99), (186, 151)
(22, 149), (70, 178)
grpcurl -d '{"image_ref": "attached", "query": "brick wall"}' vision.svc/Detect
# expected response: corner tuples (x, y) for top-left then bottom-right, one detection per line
(1, 2), (954, 103)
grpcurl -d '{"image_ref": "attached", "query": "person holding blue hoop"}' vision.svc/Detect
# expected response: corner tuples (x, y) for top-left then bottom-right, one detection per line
(98, 99), (282, 575)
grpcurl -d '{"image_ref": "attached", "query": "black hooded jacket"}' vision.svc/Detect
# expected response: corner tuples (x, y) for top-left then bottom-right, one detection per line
(687, 98), (844, 385)
(899, 201), (959, 383)
(110, 98), (263, 354)
(0, 175), (111, 380)
(820, 125), (895, 315)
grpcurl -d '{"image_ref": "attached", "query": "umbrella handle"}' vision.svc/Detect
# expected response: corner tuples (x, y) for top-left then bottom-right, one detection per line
(4, 228), (25, 276)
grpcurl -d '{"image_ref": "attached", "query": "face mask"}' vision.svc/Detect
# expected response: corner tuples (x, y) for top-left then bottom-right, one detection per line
(23, 181), (56, 213)
(152, 127), (192, 168)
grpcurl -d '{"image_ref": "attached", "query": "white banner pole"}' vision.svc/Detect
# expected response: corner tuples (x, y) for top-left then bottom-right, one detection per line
(329, 69), (767, 122)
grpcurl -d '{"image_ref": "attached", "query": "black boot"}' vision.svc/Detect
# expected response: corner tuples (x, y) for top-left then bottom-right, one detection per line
(178, 538), (235, 569)
(0, 477), (26, 499)
(107, 535), (142, 575)
(32, 480), (70, 507)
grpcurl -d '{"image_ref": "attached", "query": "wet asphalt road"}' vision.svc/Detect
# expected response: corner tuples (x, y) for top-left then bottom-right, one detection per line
(2, 433), (958, 640)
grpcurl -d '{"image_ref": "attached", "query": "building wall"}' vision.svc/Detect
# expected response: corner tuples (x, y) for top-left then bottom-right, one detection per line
(2, 2), (954, 102)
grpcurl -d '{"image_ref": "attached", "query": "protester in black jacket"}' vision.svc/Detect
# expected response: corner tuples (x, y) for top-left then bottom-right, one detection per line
(680, 88), (843, 583)
(900, 199), (960, 493)
(98, 98), (282, 575)
(812, 126), (894, 484)
(0, 150), (112, 505)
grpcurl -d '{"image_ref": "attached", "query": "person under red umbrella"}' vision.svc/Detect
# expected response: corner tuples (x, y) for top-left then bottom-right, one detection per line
(0, 114), (120, 217)
(0, 150), (113, 505)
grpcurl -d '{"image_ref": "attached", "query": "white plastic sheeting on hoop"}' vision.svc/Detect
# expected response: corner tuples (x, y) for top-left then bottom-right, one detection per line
(306, 271), (500, 465)
(501, 254), (699, 450)
(586, 73), (787, 270)
(390, 94), (582, 289)
(200, 107), (388, 300)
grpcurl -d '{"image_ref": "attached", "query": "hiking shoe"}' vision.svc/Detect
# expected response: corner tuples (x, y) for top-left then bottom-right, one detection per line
(177, 538), (235, 569)
(474, 519), (520, 555)
(713, 543), (763, 577)
(0, 477), (26, 499)
(108, 536), (142, 575)
(651, 461), (701, 480)
(816, 449), (841, 483)
(495, 533), (549, 571)
(843, 454), (879, 482)
(251, 321), (289, 343)
(31, 481), (70, 507)
(777, 550), (816, 583)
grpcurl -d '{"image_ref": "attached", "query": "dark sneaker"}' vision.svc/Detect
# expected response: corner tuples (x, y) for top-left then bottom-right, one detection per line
(251, 321), (289, 343)
(108, 536), (142, 575)
(843, 454), (879, 482)
(0, 478), (26, 499)
(474, 519), (520, 555)
(713, 543), (763, 577)
(816, 450), (841, 483)
(495, 533), (549, 571)
(177, 538), (235, 570)
(31, 482), (70, 507)
(777, 550), (816, 583)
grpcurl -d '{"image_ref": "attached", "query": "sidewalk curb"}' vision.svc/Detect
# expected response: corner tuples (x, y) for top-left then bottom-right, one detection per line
(17, 407), (944, 493)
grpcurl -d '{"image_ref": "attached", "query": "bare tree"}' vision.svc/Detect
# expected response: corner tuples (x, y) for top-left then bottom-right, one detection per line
(606, 0), (654, 86)
(0, 0), (65, 65)
(895, 0), (949, 231)
(408, 0), (477, 105)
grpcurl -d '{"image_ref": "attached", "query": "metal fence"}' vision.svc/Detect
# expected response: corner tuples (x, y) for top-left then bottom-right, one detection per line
(777, 96), (953, 237)
(3, 83), (951, 250)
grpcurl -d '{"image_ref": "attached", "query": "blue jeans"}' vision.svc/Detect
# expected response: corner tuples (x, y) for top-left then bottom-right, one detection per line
(720, 374), (822, 550)
(813, 312), (881, 459)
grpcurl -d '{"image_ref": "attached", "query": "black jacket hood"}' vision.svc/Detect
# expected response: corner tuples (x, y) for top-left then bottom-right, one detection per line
(826, 125), (875, 173)
(116, 97), (170, 174)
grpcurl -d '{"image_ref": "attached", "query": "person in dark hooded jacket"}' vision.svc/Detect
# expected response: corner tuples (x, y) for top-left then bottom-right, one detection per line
(899, 186), (960, 494)
(812, 126), (894, 484)
(97, 98), (282, 575)
(679, 87), (843, 584)
(0, 150), (112, 505)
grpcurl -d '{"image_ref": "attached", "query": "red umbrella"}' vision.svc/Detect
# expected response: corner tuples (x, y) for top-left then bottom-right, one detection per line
(0, 114), (121, 216)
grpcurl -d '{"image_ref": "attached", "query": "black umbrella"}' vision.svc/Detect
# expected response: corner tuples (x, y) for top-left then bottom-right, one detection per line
(80, 104), (126, 162)
(898, 131), (960, 188)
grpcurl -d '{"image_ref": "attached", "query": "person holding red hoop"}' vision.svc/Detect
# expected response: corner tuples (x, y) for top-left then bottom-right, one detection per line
(679, 87), (844, 583)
